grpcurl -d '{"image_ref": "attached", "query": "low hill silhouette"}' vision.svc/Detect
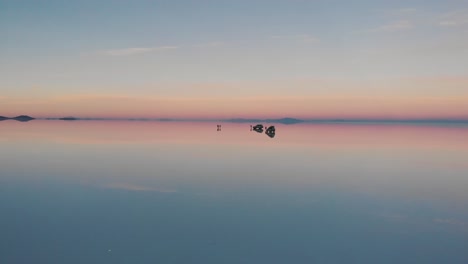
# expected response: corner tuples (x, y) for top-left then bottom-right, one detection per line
(0, 115), (35, 122)
(14, 115), (35, 122)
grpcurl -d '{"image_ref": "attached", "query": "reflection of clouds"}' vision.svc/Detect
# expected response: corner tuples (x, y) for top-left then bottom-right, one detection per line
(434, 218), (468, 230)
(379, 212), (468, 233)
(414, 160), (468, 171)
(104, 182), (177, 193)
(379, 212), (408, 222)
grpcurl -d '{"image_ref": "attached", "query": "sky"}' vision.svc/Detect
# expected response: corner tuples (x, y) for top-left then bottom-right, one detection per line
(1, 0), (467, 119)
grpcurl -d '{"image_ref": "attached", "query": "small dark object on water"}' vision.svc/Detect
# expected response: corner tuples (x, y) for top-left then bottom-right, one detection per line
(265, 125), (276, 138)
(266, 125), (275, 132)
(252, 124), (264, 133)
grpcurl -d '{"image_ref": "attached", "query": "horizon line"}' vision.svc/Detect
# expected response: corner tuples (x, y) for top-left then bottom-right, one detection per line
(3, 115), (468, 124)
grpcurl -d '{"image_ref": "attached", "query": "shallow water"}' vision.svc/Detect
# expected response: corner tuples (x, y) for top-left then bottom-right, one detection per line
(1, 121), (467, 263)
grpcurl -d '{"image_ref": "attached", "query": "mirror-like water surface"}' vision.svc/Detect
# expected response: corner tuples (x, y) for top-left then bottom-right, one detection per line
(1, 121), (467, 263)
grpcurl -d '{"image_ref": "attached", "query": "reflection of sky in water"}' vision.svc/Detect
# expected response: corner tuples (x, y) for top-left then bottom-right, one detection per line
(1, 121), (467, 263)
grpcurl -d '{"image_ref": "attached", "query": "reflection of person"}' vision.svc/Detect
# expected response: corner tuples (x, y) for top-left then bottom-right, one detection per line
(265, 131), (275, 138)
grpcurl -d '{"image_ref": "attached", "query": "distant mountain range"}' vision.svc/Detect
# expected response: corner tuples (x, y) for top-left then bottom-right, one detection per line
(1, 115), (468, 124)
(0, 115), (35, 122)
(226, 117), (304, 124)
(226, 117), (468, 124)
(59, 117), (79, 121)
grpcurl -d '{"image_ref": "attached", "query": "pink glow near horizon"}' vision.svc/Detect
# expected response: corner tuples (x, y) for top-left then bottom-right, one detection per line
(1, 94), (467, 119)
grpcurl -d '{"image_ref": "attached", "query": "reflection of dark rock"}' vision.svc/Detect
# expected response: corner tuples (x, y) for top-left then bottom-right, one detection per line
(0, 116), (8, 121)
(13, 115), (35, 122)
(265, 125), (276, 138)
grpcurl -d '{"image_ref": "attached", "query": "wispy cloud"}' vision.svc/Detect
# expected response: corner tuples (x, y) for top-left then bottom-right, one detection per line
(386, 8), (417, 16)
(383, 8), (468, 29)
(271, 34), (319, 43)
(370, 20), (414, 32)
(101, 46), (178, 56)
(354, 7), (420, 34)
(398, 8), (417, 14)
(98, 41), (225, 56)
(439, 9), (468, 27)
(194, 41), (225, 48)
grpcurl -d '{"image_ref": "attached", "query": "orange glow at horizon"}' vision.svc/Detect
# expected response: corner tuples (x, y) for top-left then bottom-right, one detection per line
(1, 94), (467, 119)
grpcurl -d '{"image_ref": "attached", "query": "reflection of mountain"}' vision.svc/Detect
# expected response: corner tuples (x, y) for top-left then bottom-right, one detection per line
(0, 115), (35, 122)
(266, 130), (275, 138)
(59, 117), (79, 121)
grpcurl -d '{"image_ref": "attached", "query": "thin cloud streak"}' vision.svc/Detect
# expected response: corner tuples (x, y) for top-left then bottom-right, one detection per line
(439, 9), (468, 27)
(397, 8), (417, 14)
(193, 41), (225, 48)
(101, 46), (179, 56)
(270, 34), (319, 43)
(98, 42), (225, 56)
(369, 20), (414, 32)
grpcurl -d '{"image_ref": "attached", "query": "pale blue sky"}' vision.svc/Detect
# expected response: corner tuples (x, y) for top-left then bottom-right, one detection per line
(1, 0), (467, 118)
